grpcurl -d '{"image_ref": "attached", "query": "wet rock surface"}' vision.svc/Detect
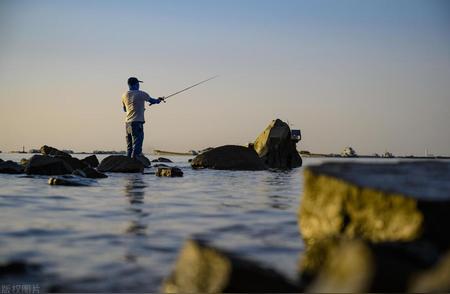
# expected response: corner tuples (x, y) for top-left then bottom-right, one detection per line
(25, 155), (73, 175)
(298, 161), (450, 292)
(97, 155), (144, 173)
(191, 145), (267, 171)
(162, 239), (299, 293)
(156, 167), (183, 177)
(253, 119), (302, 169)
(0, 160), (24, 174)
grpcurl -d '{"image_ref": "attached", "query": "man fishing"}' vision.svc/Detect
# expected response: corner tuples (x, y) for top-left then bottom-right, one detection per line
(122, 77), (164, 160)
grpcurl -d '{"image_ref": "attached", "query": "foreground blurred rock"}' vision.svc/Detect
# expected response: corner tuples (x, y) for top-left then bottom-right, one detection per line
(253, 119), (302, 169)
(298, 161), (450, 292)
(162, 239), (299, 293)
(191, 145), (267, 171)
(98, 155), (144, 173)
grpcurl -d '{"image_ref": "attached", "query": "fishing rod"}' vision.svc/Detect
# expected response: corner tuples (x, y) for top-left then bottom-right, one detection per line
(152, 75), (218, 105)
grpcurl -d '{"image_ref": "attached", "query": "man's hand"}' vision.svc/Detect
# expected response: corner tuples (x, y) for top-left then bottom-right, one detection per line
(158, 97), (166, 103)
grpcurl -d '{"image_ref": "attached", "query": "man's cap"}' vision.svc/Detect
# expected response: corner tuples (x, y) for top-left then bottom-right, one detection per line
(127, 77), (143, 85)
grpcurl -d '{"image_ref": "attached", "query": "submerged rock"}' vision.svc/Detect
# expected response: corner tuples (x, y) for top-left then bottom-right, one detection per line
(97, 155), (144, 173)
(25, 155), (73, 175)
(73, 167), (107, 179)
(191, 145), (267, 171)
(152, 157), (173, 163)
(253, 119), (302, 169)
(81, 155), (99, 168)
(40, 145), (71, 158)
(0, 160), (24, 174)
(162, 239), (299, 293)
(156, 167), (183, 177)
(48, 175), (94, 186)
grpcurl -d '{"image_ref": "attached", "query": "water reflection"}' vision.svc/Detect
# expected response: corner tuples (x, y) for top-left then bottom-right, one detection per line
(263, 169), (298, 210)
(123, 175), (148, 236)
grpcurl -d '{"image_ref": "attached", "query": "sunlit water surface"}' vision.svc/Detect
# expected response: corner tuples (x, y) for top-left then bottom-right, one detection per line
(0, 154), (412, 291)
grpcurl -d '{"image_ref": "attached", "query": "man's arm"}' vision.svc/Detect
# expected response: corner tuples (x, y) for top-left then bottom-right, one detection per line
(145, 92), (165, 105)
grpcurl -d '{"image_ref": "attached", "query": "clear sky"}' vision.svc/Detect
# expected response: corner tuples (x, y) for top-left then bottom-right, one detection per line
(1, 0), (449, 155)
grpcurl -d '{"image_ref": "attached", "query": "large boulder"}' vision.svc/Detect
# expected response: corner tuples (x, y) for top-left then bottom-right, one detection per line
(97, 155), (144, 173)
(0, 161), (24, 174)
(298, 161), (450, 292)
(191, 145), (267, 171)
(25, 155), (73, 175)
(40, 145), (71, 158)
(81, 155), (99, 168)
(299, 161), (450, 245)
(253, 119), (302, 169)
(162, 239), (299, 293)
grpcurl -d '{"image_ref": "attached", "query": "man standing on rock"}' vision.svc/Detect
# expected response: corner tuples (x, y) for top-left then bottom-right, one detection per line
(122, 77), (164, 160)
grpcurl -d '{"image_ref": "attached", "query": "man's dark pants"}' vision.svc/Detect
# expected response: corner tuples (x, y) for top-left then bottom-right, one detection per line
(126, 121), (144, 158)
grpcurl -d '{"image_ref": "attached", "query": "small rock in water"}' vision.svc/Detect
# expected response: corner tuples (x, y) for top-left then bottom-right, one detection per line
(156, 167), (183, 177)
(73, 167), (107, 179)
(20, 158), (29, 166)
(162, 239), (299, 293)
(25, 155), (73, 175)
(152, 157), (173, 163)
(40, 145), (71, 158)
(97, 155), (144, 173)
(0, 158), (3, 163)
(48, 175), (94, 186)
(81, 155), (99, 168)
(136, 154), (151, 168)
(0, 260), (41, 275)
(0, 160), (24, 174)
(153, 163), (170, 168)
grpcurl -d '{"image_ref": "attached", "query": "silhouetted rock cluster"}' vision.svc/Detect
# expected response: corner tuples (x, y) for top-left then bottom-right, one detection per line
(97, 155), (145, 173)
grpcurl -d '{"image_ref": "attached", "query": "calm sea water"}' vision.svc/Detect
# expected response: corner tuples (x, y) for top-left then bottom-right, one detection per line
(0, 154), (409, 292)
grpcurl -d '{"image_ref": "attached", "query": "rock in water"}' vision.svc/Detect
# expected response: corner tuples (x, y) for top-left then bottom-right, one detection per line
(97, 155), (144, 173)
(152, 157), (173, 163)
(25, 155), (73, 175)
(162, 239), (299, 293)
(156, 167), (183, 177)
(39, 145), (71, 158)
(191, 145), (267, 171)
(253, 119), (302, 169)
(81, 155), (99, 168)
(0, 161), (24, 174)
(55, 156), (87, 170)
(48, 175), (94, 186)
(73, 167), (107, 179)
(136, 154), (151, 168)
